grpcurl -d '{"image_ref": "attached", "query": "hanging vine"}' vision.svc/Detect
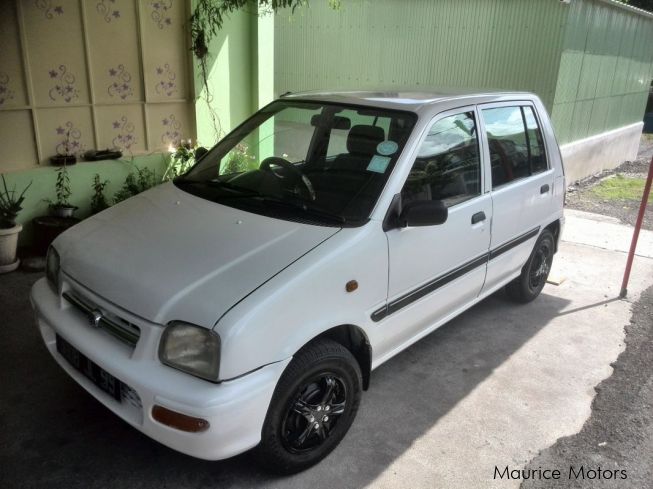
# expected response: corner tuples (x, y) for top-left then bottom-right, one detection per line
(189, 0), (342, 141)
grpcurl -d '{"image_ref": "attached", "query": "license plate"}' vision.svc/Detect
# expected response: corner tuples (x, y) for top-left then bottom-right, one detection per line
(56, 335), (122, 402)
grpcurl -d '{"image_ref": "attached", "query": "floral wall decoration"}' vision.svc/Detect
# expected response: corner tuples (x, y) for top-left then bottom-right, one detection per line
(111, 116), (137, 151)
(55, 121), (84, 156)
(107, 65), (133, 100)
(96, 0), (121, 22)
(150, 1), (173, 29)
(1, 0), (194, 169)
(48, 65), (79, 103)
(161, 114), (182, 146)
(155, 64), (177, 97)
(34, 0), (63, 19)
(0, 73), (15, 107)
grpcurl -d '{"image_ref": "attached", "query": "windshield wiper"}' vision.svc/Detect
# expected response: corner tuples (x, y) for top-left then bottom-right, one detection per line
(176, 178), (259, 196)
(176, 178), (346, 224)
(252, 195), (346, 225)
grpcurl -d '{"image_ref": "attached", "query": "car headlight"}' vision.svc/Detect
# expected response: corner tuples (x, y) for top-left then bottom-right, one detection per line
(46, 246), (60, 292)
(159, 322), (221, 382)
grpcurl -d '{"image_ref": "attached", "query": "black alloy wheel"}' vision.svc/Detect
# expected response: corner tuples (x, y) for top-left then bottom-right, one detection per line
(281, 374), (348, 453)
(528, 238), (553, 292)
(255, 339), (362, 473)
(506, 229), (555, 303)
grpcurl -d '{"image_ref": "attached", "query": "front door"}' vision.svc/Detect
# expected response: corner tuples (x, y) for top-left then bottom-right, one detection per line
(377, 108), (492, 356)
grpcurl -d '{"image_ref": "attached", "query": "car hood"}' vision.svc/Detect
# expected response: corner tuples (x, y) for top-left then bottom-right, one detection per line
(56, 183), (339, 327)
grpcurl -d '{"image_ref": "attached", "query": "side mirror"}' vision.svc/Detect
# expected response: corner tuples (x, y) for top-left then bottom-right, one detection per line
(399, 200), (448, 227)
(195, 146), (209, 160)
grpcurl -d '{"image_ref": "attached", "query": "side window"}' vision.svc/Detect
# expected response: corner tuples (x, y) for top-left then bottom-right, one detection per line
(482, 105), (548, 189)
(523, 106), (547, 174)
(401, 111), (481, 207)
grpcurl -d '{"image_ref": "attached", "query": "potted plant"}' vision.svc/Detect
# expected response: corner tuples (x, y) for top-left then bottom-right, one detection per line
(46, 164), (77, 217)
(162, 139), (199, 181)
(113, 165), (157, 204)
(33, 164), (80, 256)
(51, 125), (78, 166)
(90, 174), (110, 214)
(0, 175), (32, 273)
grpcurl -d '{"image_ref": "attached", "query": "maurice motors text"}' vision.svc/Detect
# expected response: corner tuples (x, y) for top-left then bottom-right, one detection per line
(494, 465), (627, 481)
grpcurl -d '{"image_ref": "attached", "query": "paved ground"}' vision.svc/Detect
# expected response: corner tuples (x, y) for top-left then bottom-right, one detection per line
(521, 284), (653, 489)
(1, 209), (652, 489)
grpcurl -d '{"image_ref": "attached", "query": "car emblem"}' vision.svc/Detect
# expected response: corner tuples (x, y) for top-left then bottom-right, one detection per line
(89, 309), (103, 328)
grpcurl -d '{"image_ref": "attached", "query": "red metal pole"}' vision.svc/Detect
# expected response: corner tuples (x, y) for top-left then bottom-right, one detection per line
(620, 156), (653, 298)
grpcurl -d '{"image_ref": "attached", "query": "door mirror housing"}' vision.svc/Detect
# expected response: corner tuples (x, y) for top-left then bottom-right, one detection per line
(195, 146), (209, 161)
(399, 200), (448, 227)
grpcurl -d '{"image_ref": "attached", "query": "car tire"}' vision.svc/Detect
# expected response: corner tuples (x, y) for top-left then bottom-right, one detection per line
(254, 338), (362, 474)
(505, 229), (554, 303)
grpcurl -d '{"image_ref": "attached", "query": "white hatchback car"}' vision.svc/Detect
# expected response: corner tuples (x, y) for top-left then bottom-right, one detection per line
(31, 89), (565, 473)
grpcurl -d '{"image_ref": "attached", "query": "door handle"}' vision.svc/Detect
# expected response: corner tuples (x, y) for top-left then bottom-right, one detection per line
(540, 184), (550, 194)
(471, 211), (486, 225)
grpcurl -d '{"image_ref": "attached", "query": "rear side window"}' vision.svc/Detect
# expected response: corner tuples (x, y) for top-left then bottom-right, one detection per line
(482, 105), (548, 189)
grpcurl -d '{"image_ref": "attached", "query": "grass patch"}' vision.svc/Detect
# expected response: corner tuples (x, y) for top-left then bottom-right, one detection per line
(591, 174), (652, 202)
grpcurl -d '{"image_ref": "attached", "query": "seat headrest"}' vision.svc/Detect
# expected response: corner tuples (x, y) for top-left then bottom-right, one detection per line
(347, 125), (385, 155)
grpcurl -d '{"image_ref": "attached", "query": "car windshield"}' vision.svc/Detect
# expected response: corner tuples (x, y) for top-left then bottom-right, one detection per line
(176, 100), (417, 227)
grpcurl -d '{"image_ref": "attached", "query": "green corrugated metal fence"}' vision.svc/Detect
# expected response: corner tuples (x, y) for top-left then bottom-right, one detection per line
(552, 0), (653, 143)
(273, 0), (653, 144)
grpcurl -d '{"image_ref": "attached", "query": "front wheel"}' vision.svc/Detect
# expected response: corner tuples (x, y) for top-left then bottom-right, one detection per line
(254, 339), (362, 474)
(506, 229), (554, 303)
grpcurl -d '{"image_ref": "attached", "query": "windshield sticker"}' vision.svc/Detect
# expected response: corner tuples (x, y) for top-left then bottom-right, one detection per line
(367, 155), (391, 173)
(376, 140), (399, 156)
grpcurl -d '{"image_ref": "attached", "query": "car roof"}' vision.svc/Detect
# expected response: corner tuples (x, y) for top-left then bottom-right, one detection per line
(281, 88), (538, 113)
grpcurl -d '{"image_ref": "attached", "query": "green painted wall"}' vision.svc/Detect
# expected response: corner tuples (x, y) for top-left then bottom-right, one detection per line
(274, 0), (568, 110)
(3, 155), (167, 246)
(551, 0), (653, 144)
(193, 8), (255, 147)
(3, 7), (254, 248)
(253, 6), (276, 110)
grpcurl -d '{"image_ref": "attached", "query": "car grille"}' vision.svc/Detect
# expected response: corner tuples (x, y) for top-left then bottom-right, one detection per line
(62, 290), (141, 347)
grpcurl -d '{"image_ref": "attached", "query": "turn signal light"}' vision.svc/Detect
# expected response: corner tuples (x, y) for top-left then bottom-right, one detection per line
(346, 280), (358, 293)
(152, 405), (210, 433)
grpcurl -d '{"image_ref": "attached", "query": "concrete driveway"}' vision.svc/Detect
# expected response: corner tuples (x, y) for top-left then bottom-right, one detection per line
(1, 209), (651, 489)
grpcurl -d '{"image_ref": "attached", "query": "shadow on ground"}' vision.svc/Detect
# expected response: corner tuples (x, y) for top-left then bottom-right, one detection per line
(520, 285), (653, 489)
(0, 271), (570, 489)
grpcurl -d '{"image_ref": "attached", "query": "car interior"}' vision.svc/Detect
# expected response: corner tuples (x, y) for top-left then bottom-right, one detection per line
(226, 111), (415, 221)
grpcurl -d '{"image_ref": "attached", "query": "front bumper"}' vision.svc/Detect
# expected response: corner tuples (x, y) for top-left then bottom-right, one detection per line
(30, 277), (290, 461)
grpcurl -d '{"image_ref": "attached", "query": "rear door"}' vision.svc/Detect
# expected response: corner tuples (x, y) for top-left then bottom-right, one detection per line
(377, 107), (492, 353)
(478, 102), (554, 293)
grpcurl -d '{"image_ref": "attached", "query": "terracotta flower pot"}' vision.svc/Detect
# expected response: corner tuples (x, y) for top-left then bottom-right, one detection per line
(0, 224), (22, 273)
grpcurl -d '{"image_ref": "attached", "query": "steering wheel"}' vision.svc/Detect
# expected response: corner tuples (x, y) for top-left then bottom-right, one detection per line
(260, 156), (316, 201)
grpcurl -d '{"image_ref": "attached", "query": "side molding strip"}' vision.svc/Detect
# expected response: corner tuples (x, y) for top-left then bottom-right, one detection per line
(372, 226), (541, 322)
(488, 226), (540, 260)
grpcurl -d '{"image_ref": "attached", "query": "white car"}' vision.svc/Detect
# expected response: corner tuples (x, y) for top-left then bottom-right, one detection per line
(31, 89), (565, 473)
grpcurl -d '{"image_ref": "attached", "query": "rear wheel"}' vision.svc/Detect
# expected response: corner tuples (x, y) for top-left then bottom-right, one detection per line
(506, 229), (554, 303)
(254, 339), (362, 474)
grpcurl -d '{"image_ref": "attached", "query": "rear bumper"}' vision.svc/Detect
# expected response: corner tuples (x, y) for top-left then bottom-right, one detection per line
(30, 277), (290, 461)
